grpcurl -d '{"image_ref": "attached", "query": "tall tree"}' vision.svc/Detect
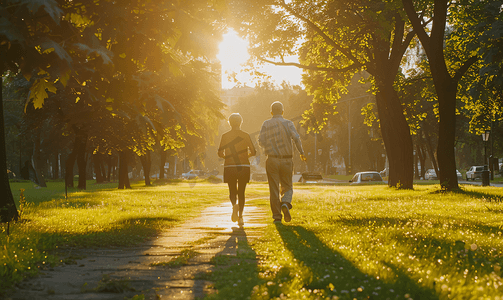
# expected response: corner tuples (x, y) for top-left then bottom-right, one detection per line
(0, 79), (18, 222)
(1, 0), (73, 223)
(402, 0), (479, 190)
(230, 0), (416, 188)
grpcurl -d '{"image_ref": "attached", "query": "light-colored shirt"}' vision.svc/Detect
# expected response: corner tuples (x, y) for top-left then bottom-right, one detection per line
(258, 115), (304, 157)
(218, 129), (256, 167)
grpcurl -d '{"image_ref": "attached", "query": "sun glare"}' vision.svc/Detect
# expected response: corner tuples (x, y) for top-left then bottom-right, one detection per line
(217, 29), (303, 89)
(217, 29), (251, 89)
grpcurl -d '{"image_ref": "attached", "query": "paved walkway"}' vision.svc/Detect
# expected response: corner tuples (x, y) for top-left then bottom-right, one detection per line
(6, 200), (269, 300)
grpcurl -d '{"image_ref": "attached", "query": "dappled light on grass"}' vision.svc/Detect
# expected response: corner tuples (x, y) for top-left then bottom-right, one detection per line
(3, 182), (503, 298)
(242, 184), (503, 299)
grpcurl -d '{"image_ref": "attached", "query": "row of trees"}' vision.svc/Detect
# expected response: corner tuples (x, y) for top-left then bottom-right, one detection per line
(229, 0), (503, 190)
(1, 0), (228, 223)
(229, 76), (495, 179)
(3, 0), (503, 223)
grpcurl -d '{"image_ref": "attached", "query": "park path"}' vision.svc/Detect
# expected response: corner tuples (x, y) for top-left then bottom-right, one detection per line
(6, 199), (269, 300)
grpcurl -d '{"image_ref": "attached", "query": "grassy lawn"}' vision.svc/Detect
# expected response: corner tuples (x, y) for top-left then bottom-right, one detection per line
(207, 183), (503, 300)
(1, 179), (231, 293)
(2, 181), (503, 299)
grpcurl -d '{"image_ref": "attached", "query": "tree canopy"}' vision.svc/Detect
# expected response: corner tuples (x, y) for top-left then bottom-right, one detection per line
(229, 0), (416, 188)
(1, 0), (227, 222)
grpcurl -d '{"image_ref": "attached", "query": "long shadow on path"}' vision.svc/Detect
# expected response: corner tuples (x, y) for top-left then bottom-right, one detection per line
(196, 225), (263, 299)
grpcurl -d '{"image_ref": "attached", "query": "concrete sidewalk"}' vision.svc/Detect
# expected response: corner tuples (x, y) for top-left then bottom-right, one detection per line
(6, 200), (269, 300)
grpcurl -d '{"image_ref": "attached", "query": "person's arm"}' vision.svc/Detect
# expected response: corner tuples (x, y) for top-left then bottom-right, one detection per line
(258, 122), (267, 149)
(247, 134), (257, 157)
(217, 135), (225, 159)
(288, 121), (307, 161)
(288, 121), (304, 154)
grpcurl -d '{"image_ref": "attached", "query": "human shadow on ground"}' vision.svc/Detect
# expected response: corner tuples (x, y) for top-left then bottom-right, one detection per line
(274, 224), (439, 299)
(194, 225), (262, 299)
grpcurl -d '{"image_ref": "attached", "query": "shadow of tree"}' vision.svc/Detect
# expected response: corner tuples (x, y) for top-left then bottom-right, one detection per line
(333, 216), (503, 298)
(458, 189), (503, 202)
(334, 215), (503, 236)
(274, 224), (438, 299)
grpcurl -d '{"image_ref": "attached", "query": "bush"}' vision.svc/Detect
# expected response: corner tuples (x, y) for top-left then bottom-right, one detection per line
(206, 175), (222, 183)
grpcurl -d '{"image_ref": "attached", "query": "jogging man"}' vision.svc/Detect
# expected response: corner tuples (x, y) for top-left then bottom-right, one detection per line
(258, 101), (306, 223)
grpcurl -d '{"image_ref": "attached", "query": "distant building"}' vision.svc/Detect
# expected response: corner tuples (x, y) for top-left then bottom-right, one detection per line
(220, 86), (255, 109)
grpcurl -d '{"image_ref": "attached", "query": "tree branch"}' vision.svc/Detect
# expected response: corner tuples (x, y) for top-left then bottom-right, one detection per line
(278, 0), (361, 65)
(405, 75), (433, 83)
(258, 57), (361, 73)
(453, 56), (478, 83)
(402, 0), (431, 53)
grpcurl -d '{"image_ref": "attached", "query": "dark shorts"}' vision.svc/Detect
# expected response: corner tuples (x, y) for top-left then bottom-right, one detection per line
(224, 166), (250, 183)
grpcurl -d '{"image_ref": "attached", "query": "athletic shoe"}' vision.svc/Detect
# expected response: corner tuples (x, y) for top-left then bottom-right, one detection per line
(231, 204), (239, 222)
(238, 216), (244, 226)
(281, 204), (291, 222)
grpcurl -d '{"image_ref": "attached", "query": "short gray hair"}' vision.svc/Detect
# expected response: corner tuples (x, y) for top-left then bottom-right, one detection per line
(271, 101), (284, 115)
(228, 113), (242, 128)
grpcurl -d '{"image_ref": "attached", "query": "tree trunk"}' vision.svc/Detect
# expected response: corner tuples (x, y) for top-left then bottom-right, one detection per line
(0, 81), (19, 223)
(73, 127), (88, 190)
(416, 143), (426, 179)
(367, 15), (414, 189)
(139, 151), (152, 186)
(32, 133), (47, 187)
(118, 151), (131, 189)
(435, 84), (459, 188)
(414, 145), (419, 180)
(52, 151), (59, 179)
(93, 153), (105, 183)
(65, 151), (76, 188)
(106, 154), (113, 182)
(159, 149), (167, 179)
(423, 127), (439, 177)
(374, 85), (414, 188)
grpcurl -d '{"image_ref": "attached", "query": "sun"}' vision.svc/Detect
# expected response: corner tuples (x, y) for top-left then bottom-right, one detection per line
(217, 29), (251, 89)
(217, 29), (249, 72)
(216, 29), (303, 89)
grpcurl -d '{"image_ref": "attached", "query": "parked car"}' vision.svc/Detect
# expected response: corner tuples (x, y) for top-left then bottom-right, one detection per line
(456, 170), (463, 180)
(379, 167), (388, 178)
(425, 169), (438, 180)
(181, 169), (201, 179)
(466, 166), (484, 180)
(350, 171), (384, 185)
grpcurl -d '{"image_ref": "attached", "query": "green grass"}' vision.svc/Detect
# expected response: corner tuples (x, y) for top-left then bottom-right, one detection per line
(205, 184), (503, 299)
(0, 180), (229, 294)
(326, 175), (353, 181)
(3, 181), (503, 299)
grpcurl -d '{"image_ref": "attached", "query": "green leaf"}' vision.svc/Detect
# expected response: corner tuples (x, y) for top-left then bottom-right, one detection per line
(39, 39), (72, 65)
(154, 94), (179, 115)
(22, 0), (63, 24)
(0, 18), (24, 42)
(59, 68), (71, 87)
(74, 43), (113, 65)
(25, 78), (57, 112)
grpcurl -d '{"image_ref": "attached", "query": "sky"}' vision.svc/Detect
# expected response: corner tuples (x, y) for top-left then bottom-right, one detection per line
(216, 29), (303, 89)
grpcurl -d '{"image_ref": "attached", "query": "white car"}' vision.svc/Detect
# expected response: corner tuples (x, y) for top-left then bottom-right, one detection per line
(350, 171), (384, 185)
(181, 170), (201, 179)
(425, 169), (437, 180)
(466, 166), (484, 180)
